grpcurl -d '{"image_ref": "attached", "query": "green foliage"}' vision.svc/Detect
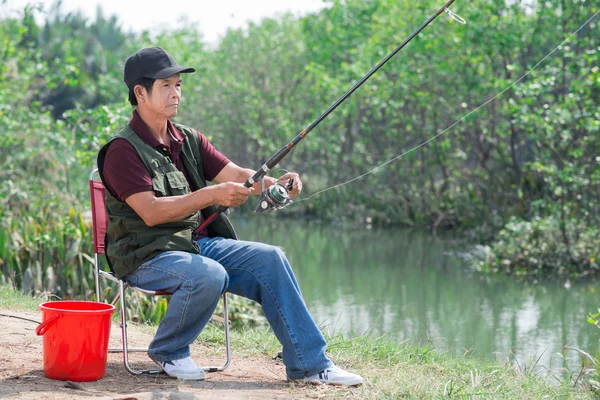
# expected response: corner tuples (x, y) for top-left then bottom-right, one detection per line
(574, 308), (600, 393)
(1, 0), (599, 306)
(14, 2), (132, 117)
(474, 217), (600, 277)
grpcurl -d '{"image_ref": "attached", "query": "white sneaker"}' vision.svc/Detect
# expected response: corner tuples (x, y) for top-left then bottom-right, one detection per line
(295, 365), (363, 386)
(154, 357), (206, 380)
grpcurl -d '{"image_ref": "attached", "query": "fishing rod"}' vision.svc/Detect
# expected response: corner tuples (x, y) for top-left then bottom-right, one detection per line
(193, 0), (465, 238)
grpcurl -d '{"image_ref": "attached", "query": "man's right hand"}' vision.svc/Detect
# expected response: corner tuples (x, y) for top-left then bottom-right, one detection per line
(212, 182), (254, 207)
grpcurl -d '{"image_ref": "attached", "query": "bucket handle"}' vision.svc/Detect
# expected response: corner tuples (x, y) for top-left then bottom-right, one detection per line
(36, 314), (61, 336)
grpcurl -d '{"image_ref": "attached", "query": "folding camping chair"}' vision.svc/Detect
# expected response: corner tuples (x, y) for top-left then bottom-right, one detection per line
(89, 168), (231, 375)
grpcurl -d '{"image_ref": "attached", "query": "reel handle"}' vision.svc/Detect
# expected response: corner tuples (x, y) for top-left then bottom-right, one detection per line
(255, 177), (294, 213)
(285, 178), (294, 191)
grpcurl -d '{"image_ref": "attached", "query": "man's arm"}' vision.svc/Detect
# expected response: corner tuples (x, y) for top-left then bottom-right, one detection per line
(213, 162), (303, 197)
(212, 162), (276, 191)
(125, 182), (252, 227)
(125, 161), (302, 227)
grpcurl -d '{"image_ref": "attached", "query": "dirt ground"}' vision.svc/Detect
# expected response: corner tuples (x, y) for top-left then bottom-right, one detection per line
(0, 310), (351, 399)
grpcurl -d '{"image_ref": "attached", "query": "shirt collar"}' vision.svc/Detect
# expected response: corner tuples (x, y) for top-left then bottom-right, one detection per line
(129, 109), (185, 146)
(167, 119), (184, 143)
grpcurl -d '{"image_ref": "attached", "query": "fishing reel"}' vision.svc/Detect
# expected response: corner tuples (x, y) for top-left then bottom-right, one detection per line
(255, 178), (294, 213)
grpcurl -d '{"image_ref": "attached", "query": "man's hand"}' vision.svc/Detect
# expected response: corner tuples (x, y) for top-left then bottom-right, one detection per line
(213, 182), (254, 207)
(277, 172), (302, 198)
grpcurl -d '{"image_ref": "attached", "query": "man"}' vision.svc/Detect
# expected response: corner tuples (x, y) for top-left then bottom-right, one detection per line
(97, 47), (363, 386)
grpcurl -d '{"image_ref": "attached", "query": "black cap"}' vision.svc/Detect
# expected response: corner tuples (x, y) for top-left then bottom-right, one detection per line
(124, 47), (195, 88)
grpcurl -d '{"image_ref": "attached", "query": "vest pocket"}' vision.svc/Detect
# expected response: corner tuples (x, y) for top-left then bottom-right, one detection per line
(152, 175), (168, 196)
(152, 170), (191, 197)
(165, 170), (191, 195)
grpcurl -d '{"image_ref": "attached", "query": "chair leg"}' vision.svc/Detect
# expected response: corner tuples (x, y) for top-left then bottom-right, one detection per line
(109, 284), (231, 375)
(94, 254), (101, 302)
(108, 284), (147, 352)
(221, 291), (232, 371)
(199, 292), (232, 372)
(110, 292), (121, 307)
(116, 280), (162, 375)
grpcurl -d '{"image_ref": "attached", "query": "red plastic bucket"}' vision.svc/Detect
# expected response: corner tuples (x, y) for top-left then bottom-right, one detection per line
(36, 301), (116, 381)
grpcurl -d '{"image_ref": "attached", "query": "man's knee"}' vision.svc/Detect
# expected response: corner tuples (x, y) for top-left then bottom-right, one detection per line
(213, 264), (230, 294)
(188, 260), (229, 294)
(260, 244), (289, 269)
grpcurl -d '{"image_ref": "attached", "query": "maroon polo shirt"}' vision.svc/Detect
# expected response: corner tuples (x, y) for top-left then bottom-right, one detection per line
(102, 110), (230, 238)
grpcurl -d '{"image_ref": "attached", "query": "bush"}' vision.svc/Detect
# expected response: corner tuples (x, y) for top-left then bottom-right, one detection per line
(473, 217), (600, 277)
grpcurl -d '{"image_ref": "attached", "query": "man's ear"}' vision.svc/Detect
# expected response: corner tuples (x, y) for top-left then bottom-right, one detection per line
(134, 85), (146, 103)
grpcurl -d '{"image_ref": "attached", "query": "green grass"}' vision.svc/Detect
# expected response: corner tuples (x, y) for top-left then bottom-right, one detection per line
(198, 323), (596, 399)
(3, 285), (597, 399)
(0, 285), (55, 311)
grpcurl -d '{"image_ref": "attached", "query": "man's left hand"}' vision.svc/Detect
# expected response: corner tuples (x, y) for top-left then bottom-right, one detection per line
(277, 172), (302, 198)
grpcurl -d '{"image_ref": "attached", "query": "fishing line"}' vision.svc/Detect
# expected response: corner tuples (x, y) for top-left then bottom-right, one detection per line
(293, 9), (600, 206)
(195, 0), (462, 233)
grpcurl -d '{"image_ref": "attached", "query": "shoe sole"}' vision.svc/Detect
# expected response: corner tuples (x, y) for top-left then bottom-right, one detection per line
(153, 361), (206, 380)
(165, 371), (206, 380)
(290, 378), (363, 386)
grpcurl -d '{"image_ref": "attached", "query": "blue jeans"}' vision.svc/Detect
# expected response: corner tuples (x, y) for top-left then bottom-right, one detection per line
(123, 237), (333, 379)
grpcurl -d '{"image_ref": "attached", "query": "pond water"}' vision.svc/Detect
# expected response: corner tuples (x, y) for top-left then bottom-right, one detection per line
(232, 213), (599, 378)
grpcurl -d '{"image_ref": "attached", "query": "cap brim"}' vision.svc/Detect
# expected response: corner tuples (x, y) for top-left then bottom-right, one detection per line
(150, 66), (196, 79)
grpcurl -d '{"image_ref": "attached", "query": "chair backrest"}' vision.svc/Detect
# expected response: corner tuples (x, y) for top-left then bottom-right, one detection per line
(89, 169), (107, 255)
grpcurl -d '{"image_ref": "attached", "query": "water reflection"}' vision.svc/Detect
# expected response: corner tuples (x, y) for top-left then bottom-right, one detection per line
(231, 214), (599, 375)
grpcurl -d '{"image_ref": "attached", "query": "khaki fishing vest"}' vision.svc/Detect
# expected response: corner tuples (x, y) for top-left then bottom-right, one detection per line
(97, 122), (237, 279)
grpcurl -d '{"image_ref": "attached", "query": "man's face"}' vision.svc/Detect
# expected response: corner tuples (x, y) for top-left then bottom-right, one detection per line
(141, 73), (182, 118)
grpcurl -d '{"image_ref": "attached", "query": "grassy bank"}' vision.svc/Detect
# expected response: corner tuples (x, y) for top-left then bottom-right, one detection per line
(1, 286), (596, 399)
